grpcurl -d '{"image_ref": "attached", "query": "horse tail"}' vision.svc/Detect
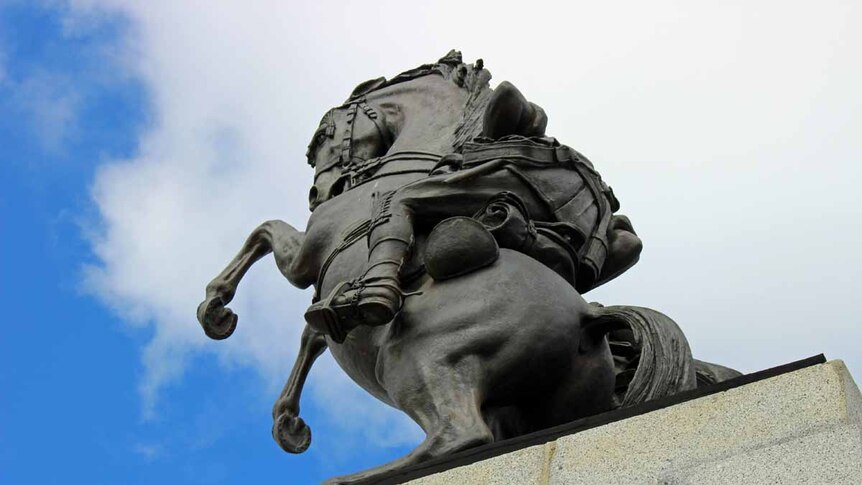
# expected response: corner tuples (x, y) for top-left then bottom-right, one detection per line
(585, 304), (698, 408)
(693, 358), (743, 386)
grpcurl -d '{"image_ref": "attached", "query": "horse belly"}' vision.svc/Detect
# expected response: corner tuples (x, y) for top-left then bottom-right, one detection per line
(390, 250), (593, 402)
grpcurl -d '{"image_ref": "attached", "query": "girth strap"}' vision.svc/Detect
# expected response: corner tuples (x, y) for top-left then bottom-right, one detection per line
(313, 219), (371, 302)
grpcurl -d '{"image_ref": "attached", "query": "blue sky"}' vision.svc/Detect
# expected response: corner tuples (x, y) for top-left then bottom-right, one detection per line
(2, 1), (861, 484)
(0, 4), (414, 484)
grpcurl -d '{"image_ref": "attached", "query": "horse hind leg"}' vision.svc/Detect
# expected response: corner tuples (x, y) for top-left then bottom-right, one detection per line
(523, 314), (617, 429)
(322, 358), (494, 485)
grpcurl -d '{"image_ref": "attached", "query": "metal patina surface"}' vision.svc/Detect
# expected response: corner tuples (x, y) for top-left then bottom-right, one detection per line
(196, 51), (740, 484)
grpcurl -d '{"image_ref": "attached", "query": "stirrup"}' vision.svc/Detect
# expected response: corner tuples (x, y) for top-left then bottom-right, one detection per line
(304, 279), (408, 343)
(355, 278), (404, 325)
(304, 281), (353, 343)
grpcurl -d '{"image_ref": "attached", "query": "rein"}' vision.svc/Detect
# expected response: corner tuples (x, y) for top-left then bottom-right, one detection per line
(314, 150), (442, 187)
(345, 150), (441, 189)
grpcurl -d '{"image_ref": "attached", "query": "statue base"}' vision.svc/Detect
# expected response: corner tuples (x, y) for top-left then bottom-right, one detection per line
(385, 357), (862, 484)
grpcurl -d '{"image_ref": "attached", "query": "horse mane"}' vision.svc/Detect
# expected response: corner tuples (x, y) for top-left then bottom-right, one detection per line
(345, 50), (493, 152)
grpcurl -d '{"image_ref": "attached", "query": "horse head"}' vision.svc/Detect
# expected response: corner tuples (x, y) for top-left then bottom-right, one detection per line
(305, 52), (501, 211)
(306, 97), (393, 211)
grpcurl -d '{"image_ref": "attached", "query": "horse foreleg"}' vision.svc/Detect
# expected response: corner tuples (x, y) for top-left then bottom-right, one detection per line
(272, 324), (328, 454)
(197, 219), (306, 340)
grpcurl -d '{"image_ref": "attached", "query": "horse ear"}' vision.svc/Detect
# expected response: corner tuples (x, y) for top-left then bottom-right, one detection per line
(482, 81), (548, 139)
(348, 77), (387, 100)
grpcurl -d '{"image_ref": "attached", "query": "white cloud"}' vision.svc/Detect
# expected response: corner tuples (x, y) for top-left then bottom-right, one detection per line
(73, 0), (862, 459)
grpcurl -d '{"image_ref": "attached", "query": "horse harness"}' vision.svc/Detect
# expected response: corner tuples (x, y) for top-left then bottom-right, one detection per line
(338, 96), (393, 166)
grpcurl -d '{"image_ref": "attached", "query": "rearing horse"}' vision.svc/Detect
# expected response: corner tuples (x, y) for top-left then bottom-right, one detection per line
(197, 52), (707, 484)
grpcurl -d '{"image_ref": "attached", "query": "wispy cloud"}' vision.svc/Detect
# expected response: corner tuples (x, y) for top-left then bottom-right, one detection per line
(132, 441), (163, 461)
(9, 71), (81, 151)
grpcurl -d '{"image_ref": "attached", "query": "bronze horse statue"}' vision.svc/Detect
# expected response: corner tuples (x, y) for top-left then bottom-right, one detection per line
(197, 51), (737, 484)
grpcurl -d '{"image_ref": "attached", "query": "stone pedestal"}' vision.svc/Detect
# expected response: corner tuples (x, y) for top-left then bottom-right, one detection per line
(402, 359), (862, 485)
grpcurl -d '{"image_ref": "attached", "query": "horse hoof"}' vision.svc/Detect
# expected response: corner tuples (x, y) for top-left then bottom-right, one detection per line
(197, 296), (238, 340)
(273, 413), (311, 454)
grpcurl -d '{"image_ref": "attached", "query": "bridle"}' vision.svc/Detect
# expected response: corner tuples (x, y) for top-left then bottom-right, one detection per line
(310, 96), (393, 180)
(339, 96), (393, 166)
(310, 97), (441, 191)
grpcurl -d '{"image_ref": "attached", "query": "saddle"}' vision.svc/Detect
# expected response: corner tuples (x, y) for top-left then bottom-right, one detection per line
(423, 191), (580, 287)
(460, 136), (624, 292)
